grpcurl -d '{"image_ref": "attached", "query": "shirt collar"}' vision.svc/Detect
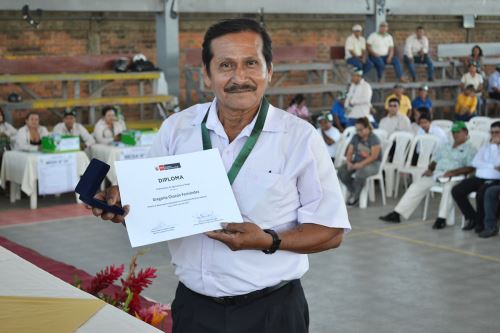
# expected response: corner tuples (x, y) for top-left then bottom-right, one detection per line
(191, 97), (285, 135)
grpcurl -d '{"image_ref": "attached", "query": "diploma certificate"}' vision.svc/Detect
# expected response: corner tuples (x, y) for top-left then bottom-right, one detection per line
(115, 149), (243, 247)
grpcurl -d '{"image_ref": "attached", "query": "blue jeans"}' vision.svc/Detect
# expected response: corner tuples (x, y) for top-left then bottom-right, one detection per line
(369, 55), (403, 80)
(484, 185), (500, 232)
(455, 113), (476, 122)
(346, 57), (373, 76)
(404, 55), (434, 81)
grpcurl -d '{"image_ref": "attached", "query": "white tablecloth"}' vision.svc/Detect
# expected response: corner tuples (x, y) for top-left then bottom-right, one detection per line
(90, 144), (151, 185)
(0, 246), (162, 333)
(0, 150), (90, 196)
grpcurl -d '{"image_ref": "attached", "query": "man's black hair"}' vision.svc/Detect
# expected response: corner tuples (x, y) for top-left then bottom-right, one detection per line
(388, 98), (400, 105)
(202, 18), (273, 76)
(419, 112), (432, 122)
(491, 121), (500, 129)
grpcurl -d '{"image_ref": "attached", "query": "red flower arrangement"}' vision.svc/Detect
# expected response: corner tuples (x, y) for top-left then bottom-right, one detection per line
(74, 251), (169, 331)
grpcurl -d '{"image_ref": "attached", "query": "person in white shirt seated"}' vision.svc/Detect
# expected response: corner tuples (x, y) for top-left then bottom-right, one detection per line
(379, 98), (411, 136)
(345, 69), (374, 127)
(460, 62), (484, 112)
(53, 108), (95, 149)
(452, 120), (500, 235)
(344, 24), (373, 76)
(93, 106), (127, 145)
(14, 112), (49, 151)
(416, 111), (448, 144)
(403, 26), (434, 82)
(367, 22), (406, 82)
(0, 107), (17, 145)
(317, 114), (341, 164)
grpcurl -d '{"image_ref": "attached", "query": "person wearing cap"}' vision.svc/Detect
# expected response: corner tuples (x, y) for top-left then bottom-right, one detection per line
(345, 69), (373, 126)
(384, 84), (412, 117)
(379, 98), (411, 136)
(53, 108), (95, 149)
(460, 62), (484, 112)
(330, 92), (348, 132)
(367, 22), (406, 82)
(93, 106), (127, 145)
(380, 121), (476, 229)
(487, 64), (500, 101)
(452, 121), (500, 236)
(455, 85), (478, 121)
(344, 24), (373, 76)
(317, 114), (341, 163)
(411, 85), (433, 117)
(403, 26), (434, 82)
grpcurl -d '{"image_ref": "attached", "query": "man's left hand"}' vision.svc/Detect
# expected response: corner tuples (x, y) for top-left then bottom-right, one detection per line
(205, 222), (273, 251)
(442, 171), (454, 178)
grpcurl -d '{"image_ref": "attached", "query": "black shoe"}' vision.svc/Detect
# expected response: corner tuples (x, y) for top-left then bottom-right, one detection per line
(478, 228), (499, 238)
(379, 212), (401, 223)
(432, 218), (446, 229)
(474, 225), (485, 234)
(462, 219), (476, 231)
(347, 198), (359, 207)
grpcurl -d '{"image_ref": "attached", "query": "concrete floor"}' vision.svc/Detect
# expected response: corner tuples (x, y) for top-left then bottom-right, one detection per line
(1, 193), (500, 333)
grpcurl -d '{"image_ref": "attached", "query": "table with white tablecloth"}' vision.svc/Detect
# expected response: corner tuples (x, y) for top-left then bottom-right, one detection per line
(0, 246), (162, 333)
(0, 150), (90, 209)
(90, 144), (152, 185)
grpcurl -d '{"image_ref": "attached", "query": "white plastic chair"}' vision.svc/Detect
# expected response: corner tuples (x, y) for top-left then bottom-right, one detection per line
(383, 131), (414, 197)
(422, 176), (466, 227)
(334, 126), (357, 169)
(359, 143), (389, 209)
(468, 117), (494, 132)
(432, 119), (453, 133)
(394, 135), (439, 198)
(468, 130), (490, 150)
(373, 128), (389, 150)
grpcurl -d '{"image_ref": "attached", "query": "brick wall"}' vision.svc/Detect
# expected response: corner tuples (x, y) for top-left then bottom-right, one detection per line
(1, 11), (500, 125)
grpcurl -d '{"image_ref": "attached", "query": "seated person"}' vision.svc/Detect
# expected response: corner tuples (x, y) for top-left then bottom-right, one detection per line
(286, 94), (311, 122)
(53, 108), (95, 149)
(379, 98), (411, 136)
(0, 107), (17, 145)
(480, 185), (500, 238)
(367, 22), (406, 82)
(410, 106), (426, 135)
(403, 26), (434, 82)
(344, 24), (373, 76)
(452, 121), (500, 234)
(338, 117), (381, 206)
(455, 85), (477, 121)
(417, 111), (448, 144)
(380, 121), (476, 229)
(411, 85), (433, 117)
(488, 64), (500, 101)
(460, 62), (483, 111)
(345, 69), (374, 127)
(317, 114), (341, 164)
(465, 45), (484, 76)
(330, 92), (348, 132)
(93, 106), (127, 145)
(14, 112), (49, 151)
(384, 84), (412, 117)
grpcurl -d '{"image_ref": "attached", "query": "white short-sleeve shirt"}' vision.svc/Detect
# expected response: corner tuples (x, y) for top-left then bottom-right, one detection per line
(345, 34), (367, 59)
(317, 126), (341, 157)
(367, 32), (394, 56)
(461, 72), (484, 97)
(148, 99), (351, 297)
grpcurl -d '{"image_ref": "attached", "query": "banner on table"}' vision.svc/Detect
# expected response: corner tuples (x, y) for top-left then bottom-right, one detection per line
(119, 146), (151, 161)
(37, 153), (77, 195)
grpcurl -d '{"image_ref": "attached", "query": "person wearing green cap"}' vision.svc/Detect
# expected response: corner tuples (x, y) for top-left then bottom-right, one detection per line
(53, 107), (95, 149)
(380, 121), (477, 229)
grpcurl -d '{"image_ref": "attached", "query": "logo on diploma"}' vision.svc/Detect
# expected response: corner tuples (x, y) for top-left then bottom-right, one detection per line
(155, 162), (181, 171)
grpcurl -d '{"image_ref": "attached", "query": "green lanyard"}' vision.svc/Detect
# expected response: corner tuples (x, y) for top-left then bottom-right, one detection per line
(201, 98), (269, 185)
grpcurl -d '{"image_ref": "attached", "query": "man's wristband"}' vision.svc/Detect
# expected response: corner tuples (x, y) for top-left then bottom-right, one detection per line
(262, 229), (281, 254)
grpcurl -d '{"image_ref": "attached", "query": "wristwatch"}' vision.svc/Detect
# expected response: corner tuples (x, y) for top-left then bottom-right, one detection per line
(262, 229), (281, 254)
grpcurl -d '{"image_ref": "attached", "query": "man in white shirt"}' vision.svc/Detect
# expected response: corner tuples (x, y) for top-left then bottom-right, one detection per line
(488, 64), (500, 100)
(345, 69), (373, 126)
(317, 114), (341, 163)
(367, 22), (405, 82)
(345, 24), (373, 76)
(379, 98), (411, 136)
(403, 26), (434, 82)
(53, 108), (95, 149)
(416, 112), (448, 144)
(89, 18), (350, 333)
(460, 62), (484, 111)
(452, 120), (500, 235)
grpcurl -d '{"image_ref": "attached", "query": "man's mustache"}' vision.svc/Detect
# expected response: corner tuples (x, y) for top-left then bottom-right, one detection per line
(224, 83), (257, 93)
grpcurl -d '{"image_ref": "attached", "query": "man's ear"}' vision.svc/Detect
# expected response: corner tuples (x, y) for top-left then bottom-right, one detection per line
(202, 65), (212, 89)
(267, 63), (273, 83)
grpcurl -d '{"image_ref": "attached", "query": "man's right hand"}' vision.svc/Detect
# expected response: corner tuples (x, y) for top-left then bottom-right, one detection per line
(87, 185), (129, 224)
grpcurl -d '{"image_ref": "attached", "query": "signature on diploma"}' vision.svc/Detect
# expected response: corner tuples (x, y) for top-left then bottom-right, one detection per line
(150, 221), (175, 234)
(193, 210), (221, 225)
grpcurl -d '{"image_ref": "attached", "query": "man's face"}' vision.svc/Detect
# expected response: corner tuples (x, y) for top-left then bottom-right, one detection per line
(490, 126), (500, 144)
(387, 102), (399, 116)
(379, 24), (388, 34)
(416, 28), (424, 39)
(26, 114), (39, 128)
(469, 65), (477, 75)
(464, 89), (474, 97)
(63, 115), (76, 129)
(351, 75), (361, 84)
(394, 88), (403, 97)
(319, 119), (331, 131)
(419, 89), (428, 99)
(452, 130), (468, 145)
(203, 31), (272, 113)
(419, 119), (431, 132)
(354, 31), (362, 38)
